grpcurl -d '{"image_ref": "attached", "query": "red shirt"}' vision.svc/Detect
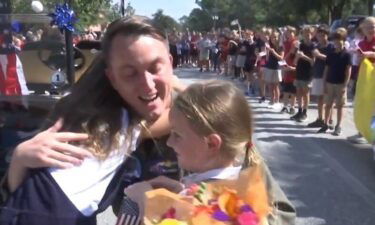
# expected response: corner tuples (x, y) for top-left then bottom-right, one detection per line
(359, 36), (375, 63)
(283, 39), (296, 83)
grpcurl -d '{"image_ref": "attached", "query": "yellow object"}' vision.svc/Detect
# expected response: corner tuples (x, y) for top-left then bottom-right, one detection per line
(354, 59), (375, 143)
(157, 219), (188, 225)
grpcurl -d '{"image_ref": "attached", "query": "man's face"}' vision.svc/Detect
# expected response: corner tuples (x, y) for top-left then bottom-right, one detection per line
(106, 35), (173, 122)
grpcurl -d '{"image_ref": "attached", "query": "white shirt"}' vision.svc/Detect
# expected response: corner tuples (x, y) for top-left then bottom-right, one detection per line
(48, 109), (141, 216)
(181, 166), (241, 186)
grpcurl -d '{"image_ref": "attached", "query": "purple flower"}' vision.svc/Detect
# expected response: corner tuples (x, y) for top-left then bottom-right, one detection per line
(212, 210), (231, 221)
(240, 204), (254, 213)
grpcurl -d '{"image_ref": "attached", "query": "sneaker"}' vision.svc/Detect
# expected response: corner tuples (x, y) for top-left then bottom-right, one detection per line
(332, 126), (342, 136)
(296, 112), (307, 122)
(259, 97), (266, 103)
(245, 91), (250, 96)
(317, 124), (329, 133)
(347, 133), (368, 144)
(307, 119), (325, 128)
(289, 107), (296, 115)
(290, 111), (301, 120)
(328, 119), (334, 130)
(281, 107), (289, 113)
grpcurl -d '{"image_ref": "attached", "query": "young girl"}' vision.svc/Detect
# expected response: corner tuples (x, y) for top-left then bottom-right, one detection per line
(117, 80), (296, 225)
(263, 30), (284, 108)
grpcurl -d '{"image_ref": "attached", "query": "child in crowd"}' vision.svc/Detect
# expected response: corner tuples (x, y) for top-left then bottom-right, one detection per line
(347, 28), (364, 98)
(281, 26), (297, 114)
(318, 29), (351, 135)
(263, 30), (284, 108)
(227, 39), (238, 77)
(308, 25), (335, 128)
(243, 31), (258, 96)
(117, 80), (296, 225)
(348, 17), (375, 150)
(291, 26), (315, 122)
(255, 28), (270, 103)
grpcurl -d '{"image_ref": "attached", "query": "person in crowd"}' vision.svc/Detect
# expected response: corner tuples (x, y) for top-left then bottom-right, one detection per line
(347, 27), (364, 98)
(181, 33), (190, 66)
(189, 31), (199, 67)
(243, 30), (257, 96)
(235, 37), (247, 80)
(308, 25), (335, 128)
(348, 17), (375, 146)
(198, 32), (211, 72)
(0, 17), (182, 225)
(290, 26), (315, 122)
(218, 35), (229, 75)
(255, 27), (269, 103)
(280, 26), (297, 114)
(117, 80), (296, 225)
(318, 28), (351, 135)
(263, 29), (284, 109)
(227, 38), (238, 77)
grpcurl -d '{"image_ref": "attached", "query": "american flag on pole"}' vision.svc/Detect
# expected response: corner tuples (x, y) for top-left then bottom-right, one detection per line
(0, 0), (29, 96)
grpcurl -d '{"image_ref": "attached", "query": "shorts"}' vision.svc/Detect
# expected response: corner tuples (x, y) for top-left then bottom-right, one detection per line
(311, 78), (324, 96)
(263, 68), (282, 84)
(199, 51), (210, 61)
(282, 82), (296, 94)
(236, 55), (246, 68)
(227, 55), (237, 67)
(324, 83), (347, 106)
(294, 79), (312, 89)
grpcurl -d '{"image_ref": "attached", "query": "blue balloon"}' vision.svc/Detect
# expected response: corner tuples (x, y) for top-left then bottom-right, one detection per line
(48, 3), (77, 34)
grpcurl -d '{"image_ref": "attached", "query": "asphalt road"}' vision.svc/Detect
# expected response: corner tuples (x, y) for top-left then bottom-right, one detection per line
(97, 67), (375, 225)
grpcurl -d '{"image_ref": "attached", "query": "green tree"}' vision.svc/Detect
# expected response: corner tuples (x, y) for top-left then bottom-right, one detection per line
(152, 9), (180, 32)
(11, 0), (114, 31)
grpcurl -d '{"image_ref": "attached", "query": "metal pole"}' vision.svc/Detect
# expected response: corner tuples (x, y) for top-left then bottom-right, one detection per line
(65, 0), (75, 86)
(121, 0), (126, 17)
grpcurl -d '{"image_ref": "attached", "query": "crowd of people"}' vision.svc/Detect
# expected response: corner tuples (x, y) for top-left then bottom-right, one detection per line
(167, 18), (375, 143)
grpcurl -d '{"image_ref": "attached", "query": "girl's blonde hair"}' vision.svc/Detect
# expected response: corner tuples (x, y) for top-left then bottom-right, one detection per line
(173, 80), (260, 166)
(361, 17), (375, 27)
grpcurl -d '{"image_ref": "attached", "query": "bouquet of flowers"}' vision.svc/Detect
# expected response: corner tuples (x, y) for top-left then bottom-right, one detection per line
(143, 166), (272, 225)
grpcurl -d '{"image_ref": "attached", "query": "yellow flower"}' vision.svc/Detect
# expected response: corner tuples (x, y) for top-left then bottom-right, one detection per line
(157, 218), (188, 225)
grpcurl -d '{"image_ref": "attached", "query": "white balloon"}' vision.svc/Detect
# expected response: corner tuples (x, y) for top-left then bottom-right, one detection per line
(31, 1), (44, 13)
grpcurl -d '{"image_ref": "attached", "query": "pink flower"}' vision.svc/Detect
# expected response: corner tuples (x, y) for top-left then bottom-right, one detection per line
(236, 212), (259, 225)
(162, 207), (176, 219)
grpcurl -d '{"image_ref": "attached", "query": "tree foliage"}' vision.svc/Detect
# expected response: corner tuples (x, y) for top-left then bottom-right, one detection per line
(11, 0), (116, 31)
(185, 0), (372, 31)
(152, 9), (180, 32)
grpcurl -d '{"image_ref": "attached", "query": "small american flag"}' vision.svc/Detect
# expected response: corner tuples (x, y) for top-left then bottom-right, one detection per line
(115, 196), (141, 225)
(0, 0), (29, 96)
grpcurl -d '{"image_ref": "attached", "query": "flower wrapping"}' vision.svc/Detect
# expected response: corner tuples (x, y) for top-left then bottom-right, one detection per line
(144, 166), (272, 225)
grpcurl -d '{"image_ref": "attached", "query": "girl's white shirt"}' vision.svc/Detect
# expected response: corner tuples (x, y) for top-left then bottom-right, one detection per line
(181, 166), (242, 187)
(48, 109), (141, 216)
